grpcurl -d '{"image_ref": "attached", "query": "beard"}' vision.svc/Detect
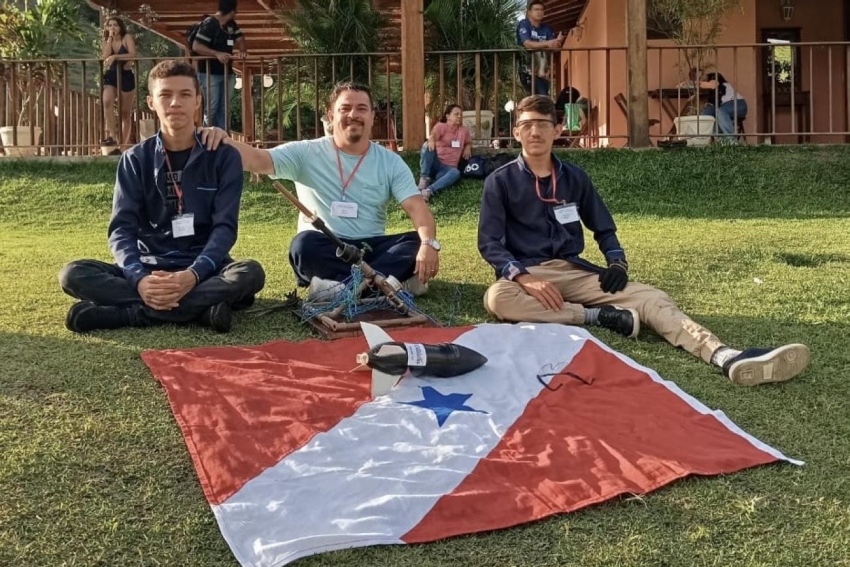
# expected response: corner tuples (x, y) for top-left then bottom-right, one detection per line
(340, 118), (365, 143)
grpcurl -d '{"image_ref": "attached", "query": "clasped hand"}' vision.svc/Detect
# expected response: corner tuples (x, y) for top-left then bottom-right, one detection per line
(137, 270), (197, 310)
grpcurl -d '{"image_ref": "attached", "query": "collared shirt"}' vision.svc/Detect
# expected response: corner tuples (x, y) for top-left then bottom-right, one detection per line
(108, 131), (244, 287)
(267, 137), (419, 239)
(516, 18), (555, 75)
(477, 155), (626, 280)
(194, 16), (243, 75)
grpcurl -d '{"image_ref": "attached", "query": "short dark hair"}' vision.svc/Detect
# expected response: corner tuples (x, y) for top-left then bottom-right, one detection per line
(327, 81), (374, 110)
(439, 104), (462, 123)
(527, 0), (545, 10)
(218, 0), (238, 15)
(148, 59), (201, 95)
(515, 95), (556, 122)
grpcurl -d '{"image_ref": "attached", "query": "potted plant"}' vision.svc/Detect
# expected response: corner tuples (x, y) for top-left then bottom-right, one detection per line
(0, 0), (83, 156)
(648, 0), (741, 145)
(424, 0), (524, 146)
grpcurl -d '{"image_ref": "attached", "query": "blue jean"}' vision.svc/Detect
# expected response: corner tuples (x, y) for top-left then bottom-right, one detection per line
(702, 99), (747, 142)
(288, 230), (420, 287)
(419, 143), (462, 194)
(519, 73), (550, 97)
(198, 72), (236, 129)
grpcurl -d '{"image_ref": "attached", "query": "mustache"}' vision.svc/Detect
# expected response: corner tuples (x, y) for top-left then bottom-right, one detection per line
(342, 118), (364, 126)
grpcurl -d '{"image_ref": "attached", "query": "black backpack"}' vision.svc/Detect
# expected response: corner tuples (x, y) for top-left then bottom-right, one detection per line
(186, 15), (211, 52)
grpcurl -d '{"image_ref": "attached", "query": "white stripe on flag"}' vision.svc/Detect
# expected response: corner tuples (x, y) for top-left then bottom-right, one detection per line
(212, 323), (591, 567)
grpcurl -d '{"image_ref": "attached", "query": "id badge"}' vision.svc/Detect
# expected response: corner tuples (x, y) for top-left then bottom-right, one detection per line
(227, 39), (234, 46)
(331, 201), (358, 218)
(451, 139), (461, 148)
(554, 202), (579, 224)
(171, 214), (195, 238)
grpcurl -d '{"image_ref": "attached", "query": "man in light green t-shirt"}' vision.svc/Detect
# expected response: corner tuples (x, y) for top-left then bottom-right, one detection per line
(199, 81), (439, 296)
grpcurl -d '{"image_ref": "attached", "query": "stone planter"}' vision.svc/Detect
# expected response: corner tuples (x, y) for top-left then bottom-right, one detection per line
(0, 126), (42, 157)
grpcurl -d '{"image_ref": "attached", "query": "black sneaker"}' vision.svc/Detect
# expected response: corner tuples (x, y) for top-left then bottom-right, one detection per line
(232, 294), (255, 311)
(723, 344), (810, 386)
(101, 136), (116, 146)
(65, 301), (131, 333)
(597, 305), (640, 338)
(198, 302), (232, 333)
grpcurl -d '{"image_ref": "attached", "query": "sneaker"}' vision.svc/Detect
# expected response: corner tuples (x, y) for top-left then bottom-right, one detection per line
(307, 277), (345, 302)
(232, 294), (256, 311)
(402, 275), (429, 297)
(596, 305), (640, 338)
(65, 301), (131, 333)
(100, 136), (116, 146)
(198, 302), (232, 333)
(723, 344), (810, 386)
(421, 188), (433, 202)
(417, 177), (430, 191)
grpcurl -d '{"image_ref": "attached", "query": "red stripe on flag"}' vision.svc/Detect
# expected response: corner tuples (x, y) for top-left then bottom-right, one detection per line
(143, 326), (470, 505)
(403, 341), (778, 543)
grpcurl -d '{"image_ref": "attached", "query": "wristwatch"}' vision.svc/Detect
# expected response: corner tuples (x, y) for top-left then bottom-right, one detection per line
(422, 238), (442, 252)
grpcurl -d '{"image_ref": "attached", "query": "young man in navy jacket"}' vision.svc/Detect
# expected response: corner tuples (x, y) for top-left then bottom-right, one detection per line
(59, 60), (264, 333)
(478, 95), (810, 386)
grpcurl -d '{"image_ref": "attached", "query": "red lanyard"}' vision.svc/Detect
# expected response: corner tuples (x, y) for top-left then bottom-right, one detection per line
(534, 166), (560, 204)
(334, 142), (369, 200)
(163, 144), (193, 215)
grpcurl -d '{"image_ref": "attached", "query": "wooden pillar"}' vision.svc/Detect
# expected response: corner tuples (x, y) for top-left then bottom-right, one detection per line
(401, 0), (425, 150)
(241, 67), (255, 141)
(626, 0), (650, 147)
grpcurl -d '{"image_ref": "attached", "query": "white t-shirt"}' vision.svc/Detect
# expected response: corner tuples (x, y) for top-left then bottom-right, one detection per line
(267, 137), (419, 239)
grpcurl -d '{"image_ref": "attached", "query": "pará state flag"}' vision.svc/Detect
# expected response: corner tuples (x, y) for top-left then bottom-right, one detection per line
(142, 323), (801, 567)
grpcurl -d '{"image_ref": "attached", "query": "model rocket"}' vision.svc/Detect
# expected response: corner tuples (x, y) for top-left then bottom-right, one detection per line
(355, 322), (488, 397)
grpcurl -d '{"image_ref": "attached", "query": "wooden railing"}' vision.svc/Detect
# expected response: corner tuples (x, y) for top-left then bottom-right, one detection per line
(1, 43), (848, 156)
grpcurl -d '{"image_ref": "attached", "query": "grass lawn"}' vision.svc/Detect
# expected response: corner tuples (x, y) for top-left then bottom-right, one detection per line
(1, 145), (849, 566)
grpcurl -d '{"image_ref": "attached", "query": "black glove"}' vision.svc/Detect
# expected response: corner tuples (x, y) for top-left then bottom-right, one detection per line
(598, 259), (629, 294)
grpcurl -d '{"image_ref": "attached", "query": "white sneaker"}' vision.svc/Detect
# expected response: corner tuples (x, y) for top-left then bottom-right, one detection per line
(306, 277), (345, 302)
(420, 188), (433, 202)
(402, 276), (429, 297)
(417, 177), (430, 191)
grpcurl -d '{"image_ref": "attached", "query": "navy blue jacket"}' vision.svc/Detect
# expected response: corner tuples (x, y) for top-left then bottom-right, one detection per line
(478, 155), (626, 280)
(108, 132), (244, 288)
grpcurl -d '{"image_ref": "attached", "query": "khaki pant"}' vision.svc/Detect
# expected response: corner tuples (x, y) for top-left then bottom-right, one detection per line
(483, 260), (723, 363)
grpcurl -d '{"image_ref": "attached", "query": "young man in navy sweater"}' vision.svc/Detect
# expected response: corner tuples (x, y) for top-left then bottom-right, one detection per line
(59, 60), (264, 333)
(478, 95), (810, 386)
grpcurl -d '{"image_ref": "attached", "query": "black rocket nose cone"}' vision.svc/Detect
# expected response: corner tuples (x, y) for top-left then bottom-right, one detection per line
(453, 344), (488, 374)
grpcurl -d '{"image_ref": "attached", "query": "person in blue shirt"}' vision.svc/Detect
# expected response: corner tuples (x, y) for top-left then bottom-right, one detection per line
(59, 60), (265, 333)
(199, 81), (440, 300)
(516, 0), (565, 97)
(478, 95), (811, 386)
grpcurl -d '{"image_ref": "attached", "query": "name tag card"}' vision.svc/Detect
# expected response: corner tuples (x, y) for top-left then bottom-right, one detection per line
(554, 203), (579, 225)
(451, 140), (461, 148)
(331, 201), (359, 218)
(227, 39), (234, 46)
(172, 214), (195, 238)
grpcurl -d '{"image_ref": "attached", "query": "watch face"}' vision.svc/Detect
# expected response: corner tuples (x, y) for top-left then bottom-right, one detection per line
(428, 239), (441, 251)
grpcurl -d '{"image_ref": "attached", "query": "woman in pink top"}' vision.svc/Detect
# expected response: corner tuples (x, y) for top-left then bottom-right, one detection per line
(418, 104), (473, 201)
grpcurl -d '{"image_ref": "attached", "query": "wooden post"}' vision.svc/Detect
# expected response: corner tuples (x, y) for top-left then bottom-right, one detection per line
(626, 0), (650, 147)
(241, 66), (255, 141)
(401, 0), (425, 150)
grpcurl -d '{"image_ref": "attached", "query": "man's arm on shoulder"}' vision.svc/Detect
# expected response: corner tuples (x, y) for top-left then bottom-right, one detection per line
(188, 146), (243, 282)
(478, 172), (527, 280)
(199, 127), (275, 175)
(573, 167), (626, 263)
(107, 152), (149, 289)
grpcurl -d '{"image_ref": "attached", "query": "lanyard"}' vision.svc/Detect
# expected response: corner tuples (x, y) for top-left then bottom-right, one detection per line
(334, 141), (369, 200)
(534, 166), (560, 204)
(163, 143), (193, 215)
